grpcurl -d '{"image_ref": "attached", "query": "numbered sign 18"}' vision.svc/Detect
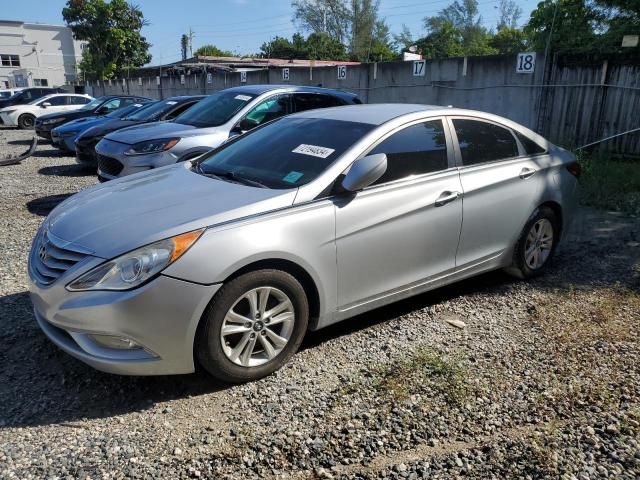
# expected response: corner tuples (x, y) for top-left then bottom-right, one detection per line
(282, 68), (290, 81)
(180, 74), (185, 85)
(337, 65), (347, 80)
(413, 60), (426, 77)
(156, 76), (161, 86)
(138, 77), (142, 86)
(207, 73), (213, 84)
(516, 52), (536, 74)
(240, 71), (247, 83)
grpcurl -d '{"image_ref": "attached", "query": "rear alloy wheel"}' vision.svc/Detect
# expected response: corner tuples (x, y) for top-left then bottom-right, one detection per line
(196, 269), (308, 383)
(506, 206), (559, 279)
(18, 114), (35, 129)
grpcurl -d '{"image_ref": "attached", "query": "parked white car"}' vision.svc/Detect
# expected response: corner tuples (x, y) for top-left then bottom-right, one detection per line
(0, 93), (93, 129)
(0, 87), (25, 99)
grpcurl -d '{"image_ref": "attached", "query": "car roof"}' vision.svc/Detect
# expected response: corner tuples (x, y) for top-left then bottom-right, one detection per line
(223, 84), (358, 99)
(164, 95), (206, 101)
(38, 93), (90, 100)
(292, 104), (446, 125)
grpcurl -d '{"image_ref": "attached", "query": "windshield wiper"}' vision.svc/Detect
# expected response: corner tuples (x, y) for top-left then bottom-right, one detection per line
(193, 164), (268, 188)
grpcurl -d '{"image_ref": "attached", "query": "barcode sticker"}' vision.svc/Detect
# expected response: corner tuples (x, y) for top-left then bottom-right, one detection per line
(292, 144), (335, 159)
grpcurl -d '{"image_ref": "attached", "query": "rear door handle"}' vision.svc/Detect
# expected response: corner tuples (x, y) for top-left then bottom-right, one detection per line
(435, 191), (460, 207)
(519, 167), (537, 179)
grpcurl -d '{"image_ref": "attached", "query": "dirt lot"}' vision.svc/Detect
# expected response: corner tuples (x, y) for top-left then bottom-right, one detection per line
(0, 126), (639, 479)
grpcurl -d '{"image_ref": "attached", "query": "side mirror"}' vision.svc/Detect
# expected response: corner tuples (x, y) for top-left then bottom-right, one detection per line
(233, 117), (259, 133)
(41, 102), (51, 108)
(341, 153), (387, 192)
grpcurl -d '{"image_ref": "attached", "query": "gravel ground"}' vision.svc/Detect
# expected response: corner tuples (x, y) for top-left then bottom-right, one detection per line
(1, 126), (639, 479)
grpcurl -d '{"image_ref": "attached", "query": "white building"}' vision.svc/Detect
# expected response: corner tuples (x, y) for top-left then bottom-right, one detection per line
(0, 20), (84, 89)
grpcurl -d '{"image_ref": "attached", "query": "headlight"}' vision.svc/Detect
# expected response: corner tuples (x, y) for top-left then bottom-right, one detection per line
(43, 118), (65, 125)
(125, 138), (180, 156)
(62, 130), (79, 137)
(67, 229), (204, 291)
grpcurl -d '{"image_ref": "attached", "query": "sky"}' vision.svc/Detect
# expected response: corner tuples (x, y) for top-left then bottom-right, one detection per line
(3, 0), (540, 65)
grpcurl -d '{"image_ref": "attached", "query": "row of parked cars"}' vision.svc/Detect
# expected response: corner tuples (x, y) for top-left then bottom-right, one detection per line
(25, 82), (580, 384)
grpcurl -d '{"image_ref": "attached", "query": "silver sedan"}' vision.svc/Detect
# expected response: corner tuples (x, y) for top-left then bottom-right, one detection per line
(28, 104), (579, 383)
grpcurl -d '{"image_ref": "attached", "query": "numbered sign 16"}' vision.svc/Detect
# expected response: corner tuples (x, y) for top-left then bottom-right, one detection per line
(207, 72), (213, 84)
(516, 52), (536, 74)
(413, 60), (426, 77)
(282, 68), (290, 81)
(240, 71), (247, 83)
(337, 65), (347, 80)
(137, 77), (142, 86)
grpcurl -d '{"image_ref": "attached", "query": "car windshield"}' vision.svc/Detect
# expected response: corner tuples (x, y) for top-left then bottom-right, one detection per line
(79, 97), (106, 111)
(194, 117), (374, 189)
(108, 102), (154, 119)
(0, 92), (10, 99)
(174, 90), (256, 128)
(125, 99), (181, 121)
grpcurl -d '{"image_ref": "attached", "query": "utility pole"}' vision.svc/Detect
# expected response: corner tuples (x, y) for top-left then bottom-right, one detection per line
(188, 27), (195, 58)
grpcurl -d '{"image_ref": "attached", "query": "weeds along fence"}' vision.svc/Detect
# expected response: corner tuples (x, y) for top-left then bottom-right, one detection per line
(85, 53), (640, 157)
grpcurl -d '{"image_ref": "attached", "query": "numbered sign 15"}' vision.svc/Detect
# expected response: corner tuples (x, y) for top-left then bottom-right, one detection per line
(516, 52), (536, 74)
(413, 60), (426, 77)
(282, 68), (290, 81)
(240, 71), (247, 83)
(337, 65), (347, 80)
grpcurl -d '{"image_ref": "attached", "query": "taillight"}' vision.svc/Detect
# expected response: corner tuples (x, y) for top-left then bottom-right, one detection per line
(566, 161), (581, 178)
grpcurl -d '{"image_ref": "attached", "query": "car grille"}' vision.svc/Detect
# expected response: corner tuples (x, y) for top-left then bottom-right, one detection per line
(98, 155), (124, 176)
(31, 229), (89, 285)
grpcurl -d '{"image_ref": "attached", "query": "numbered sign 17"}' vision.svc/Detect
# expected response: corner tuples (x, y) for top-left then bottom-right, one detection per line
(413, 60), (426, 77)
(516, 52), (536, 74)
(337, 65), (347, 80)
(282, 68), (290, 81)
(240, 71), (247, 83)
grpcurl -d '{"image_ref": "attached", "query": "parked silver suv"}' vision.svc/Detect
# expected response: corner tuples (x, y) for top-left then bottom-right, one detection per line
(29, 104), (579, 383)
(95, 85), (361, 181)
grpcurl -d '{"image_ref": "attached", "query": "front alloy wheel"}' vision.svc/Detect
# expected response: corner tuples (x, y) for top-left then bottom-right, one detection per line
(196, 269), (308, 383)
(524, 218), (554, 270)
(220, 287), (295, 367)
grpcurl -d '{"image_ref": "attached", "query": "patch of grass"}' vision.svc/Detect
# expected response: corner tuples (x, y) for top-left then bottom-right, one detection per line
(578, 153), (640, 216)
(371, 347), (470, 406)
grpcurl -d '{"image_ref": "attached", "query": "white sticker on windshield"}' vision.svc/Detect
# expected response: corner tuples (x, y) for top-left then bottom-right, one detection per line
(234, 94), (252, 101)
(292, 144), (335, 159)
(133, 104), (143, 107)
(166, 101), (178, 105)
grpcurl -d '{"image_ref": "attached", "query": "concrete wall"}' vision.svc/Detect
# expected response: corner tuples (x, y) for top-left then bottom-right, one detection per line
(87, 54), (640, 156)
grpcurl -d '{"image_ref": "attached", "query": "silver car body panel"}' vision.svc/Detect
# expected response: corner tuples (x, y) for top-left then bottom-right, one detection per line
(30, 104), (579, 375)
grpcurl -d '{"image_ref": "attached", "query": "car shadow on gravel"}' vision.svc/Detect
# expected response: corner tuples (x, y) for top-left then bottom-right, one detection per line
(38, 164), (96, 177)
(26, 193), (75, 216)
(0, 291), (229, 429)
(6, 138), (34, 146)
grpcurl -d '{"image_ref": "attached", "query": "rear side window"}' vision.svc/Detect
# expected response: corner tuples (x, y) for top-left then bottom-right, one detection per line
(514, 130), (546, 155)
(369, 120), (449, 185)
(70, 96), (90, 105)
(453, 119), (519, 166)
(44, 96), (67, 106)
(165, 102), (196, 120)
(293, 93), (345, 112)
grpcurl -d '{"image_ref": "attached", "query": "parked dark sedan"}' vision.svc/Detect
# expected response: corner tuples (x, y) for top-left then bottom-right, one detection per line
(0, 87), (66, 111)
(35, 94), (151, 139)
(75, 95), (205, 167)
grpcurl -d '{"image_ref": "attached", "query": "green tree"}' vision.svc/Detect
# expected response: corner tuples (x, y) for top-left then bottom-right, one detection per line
(260, 34), (308, 59)
(489, 27), (528, 54)
(194, 44), (234, 57)
(525, 0), (603, 54)
(306, 32), (348, 60)
(292, 0), (350, 44)
(181, 34), (188, 60)
(62, 0), (151, 80)
(497, 0), (522, 30)
(417, 21), (465, 59)
(423, 0), (496, 57)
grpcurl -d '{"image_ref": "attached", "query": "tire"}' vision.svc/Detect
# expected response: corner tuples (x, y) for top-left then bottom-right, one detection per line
(18, 114), (35, 130)
(196, 269), (309, 383)
(505, 206), (559, 279)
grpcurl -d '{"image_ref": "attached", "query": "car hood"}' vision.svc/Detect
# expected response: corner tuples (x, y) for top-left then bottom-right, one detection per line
(55, 116), (104, 132)
(46, 163), (297, 259)
(80, 119), (142, 140)
(104, 121), (203, 145)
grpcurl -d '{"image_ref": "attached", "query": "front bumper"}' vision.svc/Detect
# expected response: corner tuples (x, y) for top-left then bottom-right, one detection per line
(51, 131), (77, 152)
(0, 112), (17, 126)
(29, 271), (220, 376)
(95, 138), (178, 180)
(75, 141), (98, 167)
(35, 121), (58, 139)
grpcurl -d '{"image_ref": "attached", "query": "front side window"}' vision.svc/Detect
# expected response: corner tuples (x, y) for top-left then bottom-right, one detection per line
(101, 98), (122, 111)
(453, 119), (519, 166)
(195, 117), (374, 189)
(368, 120), (449, 185)
(244, 95), (290, 126)
(42, 96), (68, 106)
(79, 97), (106, 111)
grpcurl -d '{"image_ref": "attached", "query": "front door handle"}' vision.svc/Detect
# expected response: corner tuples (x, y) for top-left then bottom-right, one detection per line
(519, 167), (537, 179)
(435, 191), (460, 207)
